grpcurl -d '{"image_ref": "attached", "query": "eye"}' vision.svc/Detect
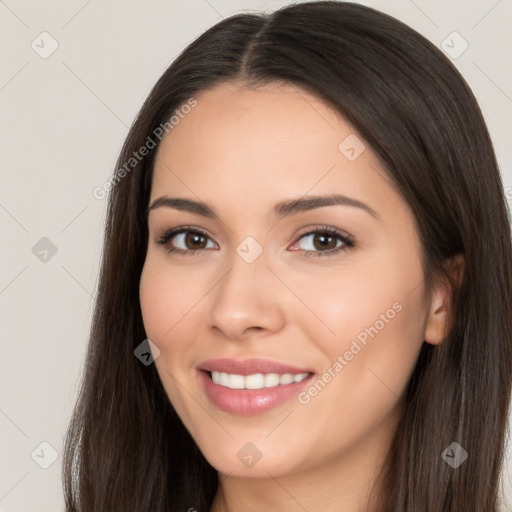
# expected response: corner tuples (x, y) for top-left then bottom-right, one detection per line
(154, 225), (355, 257)
(290, 226), (355, 257)
(155, 226), (217, 255)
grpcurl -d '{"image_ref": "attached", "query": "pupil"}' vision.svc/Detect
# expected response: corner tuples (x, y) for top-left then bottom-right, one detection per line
(314, 234), (335, 250)
(187, 233), (206, 249)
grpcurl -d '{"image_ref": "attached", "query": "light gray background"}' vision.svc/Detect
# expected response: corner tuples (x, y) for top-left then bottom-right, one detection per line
(1, 0), (511, 510)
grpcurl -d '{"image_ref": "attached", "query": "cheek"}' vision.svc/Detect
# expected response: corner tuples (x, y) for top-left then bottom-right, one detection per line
(139, 257), (209, 343)
(291, 276), (425, 463)
(321, 236), (425, 350)
(138, 258), (206, 407)
(139, 259), (207, 433)
(279, 264), (423, 356)
(289, 241), (427, 397)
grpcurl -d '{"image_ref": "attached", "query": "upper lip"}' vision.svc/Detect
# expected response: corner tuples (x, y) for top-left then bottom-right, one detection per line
(198, 358), (314, 376)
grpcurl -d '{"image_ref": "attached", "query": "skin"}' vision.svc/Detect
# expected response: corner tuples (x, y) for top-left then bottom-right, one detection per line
(139, 81), (455, 512)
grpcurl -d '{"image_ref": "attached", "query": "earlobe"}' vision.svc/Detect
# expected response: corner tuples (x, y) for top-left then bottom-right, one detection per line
(423, 253), (465, 346)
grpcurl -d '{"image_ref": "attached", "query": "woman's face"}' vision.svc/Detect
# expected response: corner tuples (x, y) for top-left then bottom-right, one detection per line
(139, 81), (434, 479)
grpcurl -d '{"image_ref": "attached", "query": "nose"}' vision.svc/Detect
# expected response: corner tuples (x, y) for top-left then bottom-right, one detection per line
(207, 249), (287, 341)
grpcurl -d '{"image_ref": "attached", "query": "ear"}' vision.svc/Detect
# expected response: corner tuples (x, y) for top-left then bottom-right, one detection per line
(424, 253), (465, 345)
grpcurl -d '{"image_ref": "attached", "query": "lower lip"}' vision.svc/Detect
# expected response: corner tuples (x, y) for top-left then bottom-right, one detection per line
(198, 370), (315, 416)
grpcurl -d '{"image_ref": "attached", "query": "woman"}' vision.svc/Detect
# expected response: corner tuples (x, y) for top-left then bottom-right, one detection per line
(62, 2), (512, 511)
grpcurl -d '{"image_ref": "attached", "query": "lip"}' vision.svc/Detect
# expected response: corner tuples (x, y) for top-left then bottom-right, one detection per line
(197, 358), (315, 416)
(198, 357), (314, 376)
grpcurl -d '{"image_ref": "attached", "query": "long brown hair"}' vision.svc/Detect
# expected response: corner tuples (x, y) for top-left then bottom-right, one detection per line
(62, 2), (512, 510)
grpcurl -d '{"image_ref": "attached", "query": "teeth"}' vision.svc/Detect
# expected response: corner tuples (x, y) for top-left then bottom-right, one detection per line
(219, 372), (229, 387)
(210, 371), (309, 390)
(228, 374), (245, 389)
(246, 373), (265, 389)
(264, 373), (280, 387)
(280, 374), (294, 385)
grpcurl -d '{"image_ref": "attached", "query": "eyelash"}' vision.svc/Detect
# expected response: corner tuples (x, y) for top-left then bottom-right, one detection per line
(155, 225), (355, 258)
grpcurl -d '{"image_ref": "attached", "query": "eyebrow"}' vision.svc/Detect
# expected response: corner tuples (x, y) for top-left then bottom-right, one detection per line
(147, 194), (379, 220)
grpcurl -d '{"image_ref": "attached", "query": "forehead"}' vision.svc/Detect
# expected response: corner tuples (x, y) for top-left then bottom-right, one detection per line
(149, 81), (404, 224)
(157, 80), (345, 150)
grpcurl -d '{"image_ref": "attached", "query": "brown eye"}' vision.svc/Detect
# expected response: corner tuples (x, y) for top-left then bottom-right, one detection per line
(311, 233), (339, 251)
(156, 228), (217, 254)
(183, 232), (208, 249)
(290, 227), (355, 258)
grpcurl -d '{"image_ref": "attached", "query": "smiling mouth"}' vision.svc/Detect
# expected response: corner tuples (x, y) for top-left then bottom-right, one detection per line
(203, 370), (313, 390)
(198, 367), (316, 415)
